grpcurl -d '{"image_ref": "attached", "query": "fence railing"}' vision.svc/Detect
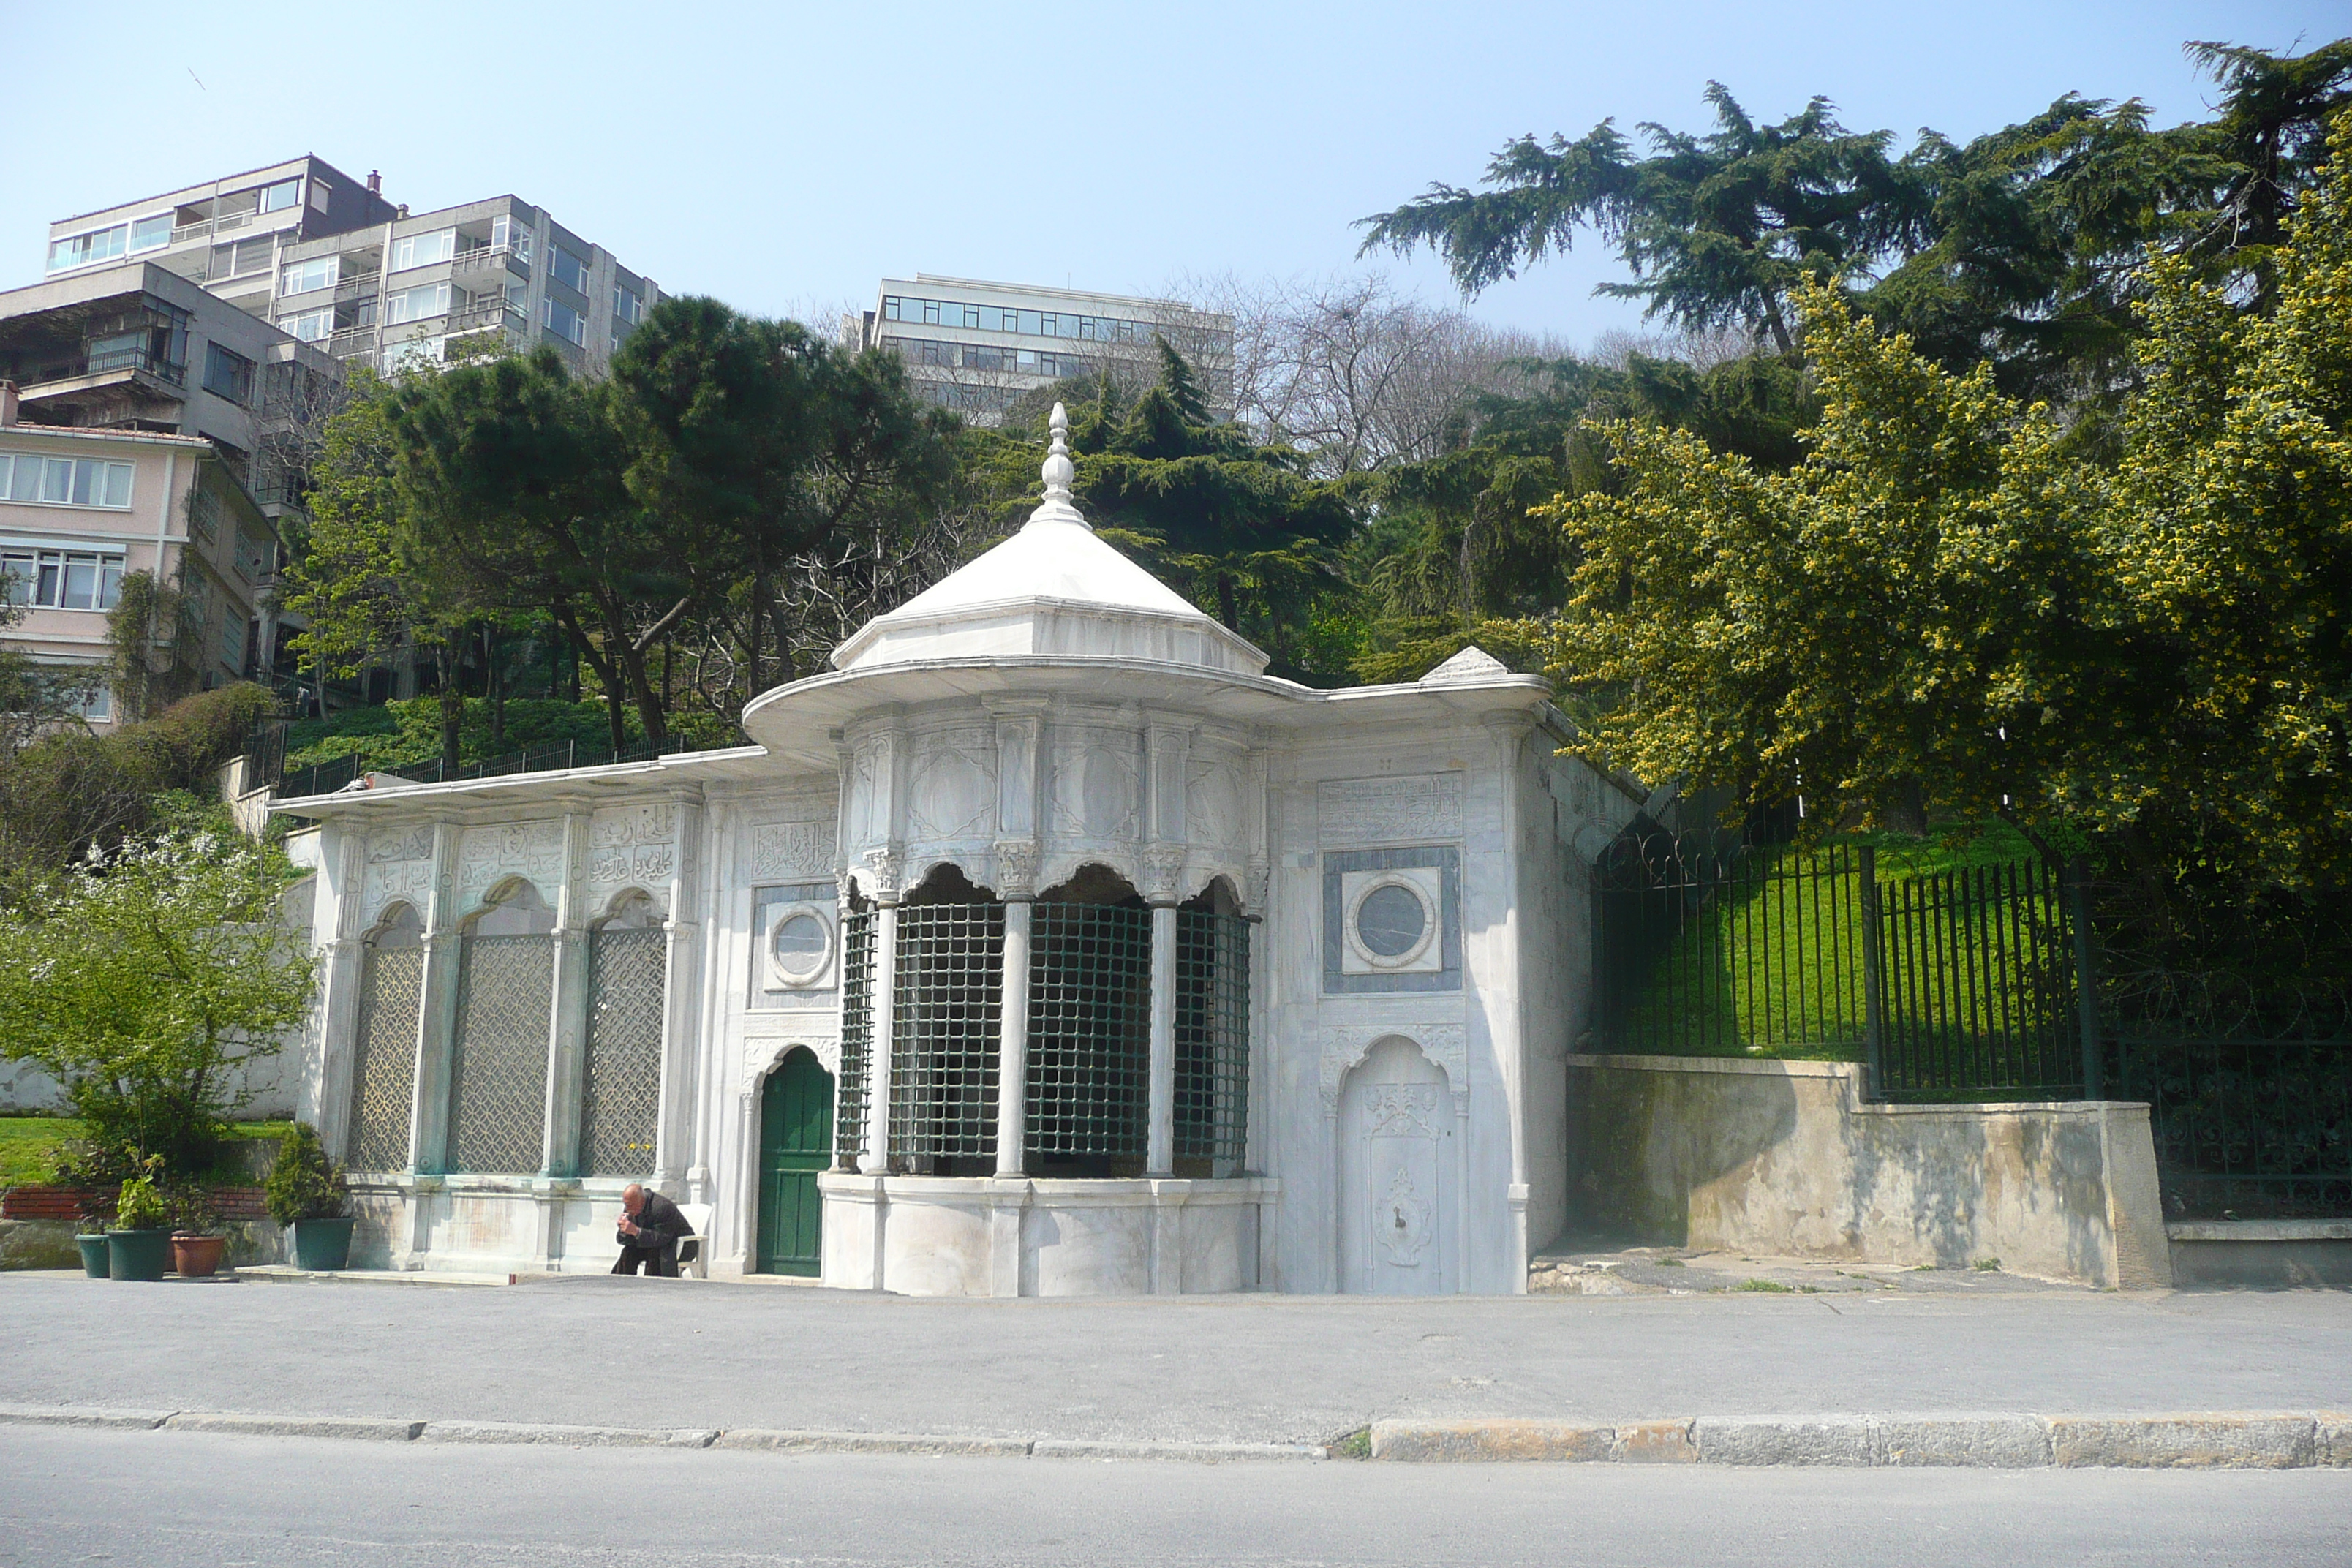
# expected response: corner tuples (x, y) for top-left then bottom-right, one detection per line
(1587, 826), (2351, 1215)
(1589, 828), (2095, 1100)
(256, 727), (685, 801)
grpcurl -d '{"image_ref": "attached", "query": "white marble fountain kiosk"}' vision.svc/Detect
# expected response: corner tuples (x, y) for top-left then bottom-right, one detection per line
(276, 406), (1645, 1294)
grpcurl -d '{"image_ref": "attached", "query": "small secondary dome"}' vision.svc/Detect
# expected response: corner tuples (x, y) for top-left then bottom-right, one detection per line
(829, 404), (1267, 676)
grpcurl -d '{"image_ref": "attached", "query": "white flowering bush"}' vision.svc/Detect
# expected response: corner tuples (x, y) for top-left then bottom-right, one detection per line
(0, 829), (316, 1177)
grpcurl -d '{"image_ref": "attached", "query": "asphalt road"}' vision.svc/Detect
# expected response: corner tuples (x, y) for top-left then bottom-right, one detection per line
(1, 1273), (2347, 1446)
(2, 1425), (2345, 1568)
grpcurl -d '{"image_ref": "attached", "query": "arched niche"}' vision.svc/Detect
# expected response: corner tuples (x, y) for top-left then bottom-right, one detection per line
(368, 900), (423, 950)
(595, 888), (661, 930)
(1335, 1036), (1460, 1297)
(463, 877), (554, 937)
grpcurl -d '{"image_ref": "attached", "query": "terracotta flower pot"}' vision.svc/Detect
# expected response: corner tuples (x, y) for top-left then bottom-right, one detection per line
(171, 1233), (226, 1278)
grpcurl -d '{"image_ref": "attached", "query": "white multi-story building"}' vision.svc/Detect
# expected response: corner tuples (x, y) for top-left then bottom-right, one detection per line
(39, 158), (661, 381)
(856, 275), (1232, 423)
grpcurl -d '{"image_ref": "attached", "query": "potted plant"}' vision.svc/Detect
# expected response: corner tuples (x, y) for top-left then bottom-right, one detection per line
(107, 1155), (170, 1282)
(167, 1183), (227, 1279)
(72, 1188), (113, 1280)
(266, 1123), (353, 1270)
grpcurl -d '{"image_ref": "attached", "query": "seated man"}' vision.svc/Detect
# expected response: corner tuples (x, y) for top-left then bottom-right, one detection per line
(612, 1183), (693, 1277)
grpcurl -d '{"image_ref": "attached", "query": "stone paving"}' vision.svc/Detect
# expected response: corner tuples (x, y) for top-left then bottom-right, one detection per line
(1529, 1243), (2085, 1297)
(2, 1267), (2348, 1451)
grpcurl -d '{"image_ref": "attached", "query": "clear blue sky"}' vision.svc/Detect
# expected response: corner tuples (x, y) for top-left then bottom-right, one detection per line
(4, 1), (2340, 347)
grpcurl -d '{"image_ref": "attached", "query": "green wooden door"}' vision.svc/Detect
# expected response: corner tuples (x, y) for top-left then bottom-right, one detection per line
(755, 1049), (833, 1275)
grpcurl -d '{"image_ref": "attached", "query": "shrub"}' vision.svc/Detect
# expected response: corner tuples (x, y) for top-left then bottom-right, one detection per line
(0, 826), (315, 1172)
(264, 1123), (349, 1226)
(114, 1153), (167, 1230)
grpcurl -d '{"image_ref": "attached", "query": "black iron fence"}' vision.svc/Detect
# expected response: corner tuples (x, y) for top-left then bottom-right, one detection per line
(1588, 830), (2090, 1096)
(270, 734), (678, 800)
(1587, 825), (2351, 1215)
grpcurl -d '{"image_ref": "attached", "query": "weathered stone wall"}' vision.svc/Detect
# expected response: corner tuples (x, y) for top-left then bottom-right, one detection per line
(1566, 1054), (2172, 1289)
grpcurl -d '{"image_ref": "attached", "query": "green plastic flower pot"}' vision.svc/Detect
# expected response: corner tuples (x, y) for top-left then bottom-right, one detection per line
(291, 1217), (355, 1271)
(75, 1235), (110, 1279)
(106, 1229), (170, 1282)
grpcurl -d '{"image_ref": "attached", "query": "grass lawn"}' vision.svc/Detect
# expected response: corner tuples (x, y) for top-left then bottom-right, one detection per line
(1606, 821), (2052, 1063)
(0, 1117), (295, 1188)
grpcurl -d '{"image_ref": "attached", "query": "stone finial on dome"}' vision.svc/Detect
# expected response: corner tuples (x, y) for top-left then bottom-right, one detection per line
(1026, 402), (1088, 530)
(1043, 402), (1075, 502)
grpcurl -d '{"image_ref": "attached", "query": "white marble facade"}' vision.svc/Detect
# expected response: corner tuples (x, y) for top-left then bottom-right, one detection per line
(279, 409), (1647, 1294)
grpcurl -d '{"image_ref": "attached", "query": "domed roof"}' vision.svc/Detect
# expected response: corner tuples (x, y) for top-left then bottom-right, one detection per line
(830, 404), (1267, 676)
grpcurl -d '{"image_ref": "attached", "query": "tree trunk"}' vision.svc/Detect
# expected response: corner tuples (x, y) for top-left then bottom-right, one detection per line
(485, 626), (505, 750)
(557, 606), (627, 752)
(436, 643), (464, 774)
(1215, 570), (1240, 633)
(747, 561), (766, 697)
(602, 595), (669, 753)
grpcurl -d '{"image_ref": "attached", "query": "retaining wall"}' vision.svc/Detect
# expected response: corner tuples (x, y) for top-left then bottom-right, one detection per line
(1566, 1054), (2173, 1289)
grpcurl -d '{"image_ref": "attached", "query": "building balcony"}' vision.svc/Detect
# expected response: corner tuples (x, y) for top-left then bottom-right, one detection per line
(13, 345), (187, 391)
(327, 325), (380, 359)
(451, 243), (528, 281)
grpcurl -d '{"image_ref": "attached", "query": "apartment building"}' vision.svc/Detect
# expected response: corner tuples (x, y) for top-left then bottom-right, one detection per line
(42, 159), (660, 381)
(42, 156), (396, 323)
(0, 382), (277, 722)
(856, 275), (1234, 423)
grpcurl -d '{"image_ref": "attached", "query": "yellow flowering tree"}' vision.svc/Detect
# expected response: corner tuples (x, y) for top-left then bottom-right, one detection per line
(1547, 115), (2352, 891)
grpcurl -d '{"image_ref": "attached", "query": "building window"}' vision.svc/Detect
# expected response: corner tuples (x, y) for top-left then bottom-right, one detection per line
(260, 178), (302, 213)
(47, 225), (127, 273)
(381, 336), (448, 375)
(280, 256), (339, 295)
(287, 309), (333, 343)
(543, 298), (586, 347)
(129, 214), (172, 253)
(214, 237), (274, 279)
(0, 453), (135, 510)
(386, 282), (450, 324)
(0, 549), (128, 611)
(70, 684), (112, 723)
(203, 342), (257, 404)
(219, 610), (246, 674)
(390, 229), (456, 271)
(612, 285), (642, 326)
(551, 246), (589, 293)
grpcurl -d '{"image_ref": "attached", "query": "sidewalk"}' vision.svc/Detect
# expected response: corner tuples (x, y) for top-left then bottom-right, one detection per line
(1, 1272), (2346, 1451)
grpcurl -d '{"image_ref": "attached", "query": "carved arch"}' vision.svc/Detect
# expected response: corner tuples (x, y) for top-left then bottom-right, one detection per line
(1318, 1025), (1468, 1111)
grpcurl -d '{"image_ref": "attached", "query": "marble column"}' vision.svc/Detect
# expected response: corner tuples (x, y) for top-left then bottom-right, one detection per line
(994, 841), (1038, 1176)
(859, 848), (902, 1177)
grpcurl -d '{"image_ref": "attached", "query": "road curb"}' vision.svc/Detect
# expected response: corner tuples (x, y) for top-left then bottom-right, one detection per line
(162, 1413), (425, 1441)
(715, 1428), (1030, 1458)
(1369, 1412), (2340, 1468)
(0, 1405), (176, 1431)
(1033, 1439), (1329, 1463)
(421, 1420), (717, 1449)
(4, 1406), (2345, 1467)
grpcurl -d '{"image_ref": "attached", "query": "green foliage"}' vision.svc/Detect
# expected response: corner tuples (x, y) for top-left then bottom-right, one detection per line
(114, 1156), (166, 1230)
(102, 569), (202, 724)
(263, 1123), (349, 1226)
(0, 826), (315, 1174)
(282, 696), (647, 773)
(1548, 110), (2352, 896)
(0, 684), (276, 886)
(1361, 42), (2352, 400)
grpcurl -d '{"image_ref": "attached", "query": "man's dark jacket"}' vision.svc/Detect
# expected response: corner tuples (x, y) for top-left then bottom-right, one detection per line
(617, 1190), (692, 1270)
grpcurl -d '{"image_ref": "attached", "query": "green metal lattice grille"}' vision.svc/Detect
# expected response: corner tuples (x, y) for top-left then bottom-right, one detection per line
(446, 935), (553, 1174)
(1175, 909), (1251, 1176)
(579, 928), (666, 1177)
(834, 909), (875, 1167)
(889, 901), (1004, 1172)
(1025, 902), (1151, 1167)
(347, 945), (422, 1172)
